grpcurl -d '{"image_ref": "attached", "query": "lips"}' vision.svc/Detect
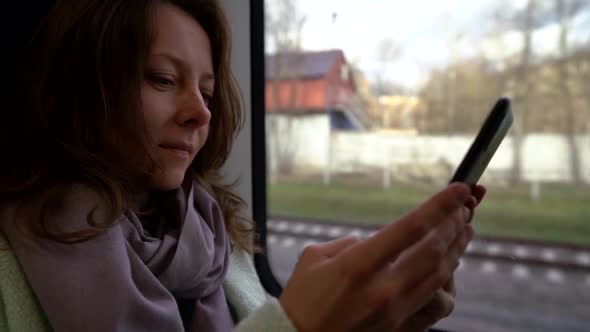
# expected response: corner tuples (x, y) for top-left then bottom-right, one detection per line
(159, 142), (193, 157)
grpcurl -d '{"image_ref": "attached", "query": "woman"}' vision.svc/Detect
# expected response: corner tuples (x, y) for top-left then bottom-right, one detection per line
(0, 0), (485, 331)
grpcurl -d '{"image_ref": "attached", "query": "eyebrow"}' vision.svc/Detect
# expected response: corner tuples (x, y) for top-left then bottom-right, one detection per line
(151, 53), (215, 83)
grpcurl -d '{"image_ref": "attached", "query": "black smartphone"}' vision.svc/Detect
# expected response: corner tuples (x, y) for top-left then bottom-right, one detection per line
(449, 97), (513, 185)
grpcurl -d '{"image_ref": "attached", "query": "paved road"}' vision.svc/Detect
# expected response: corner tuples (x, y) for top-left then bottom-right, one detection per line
(266, 220), (590, 332)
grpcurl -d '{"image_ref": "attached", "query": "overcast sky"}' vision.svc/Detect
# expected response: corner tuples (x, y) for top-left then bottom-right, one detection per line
(268, 0), (590, 91)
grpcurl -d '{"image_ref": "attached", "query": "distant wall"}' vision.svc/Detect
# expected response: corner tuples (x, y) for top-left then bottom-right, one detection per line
(266, 114), (590, 183)
(266, 113), (330, 175)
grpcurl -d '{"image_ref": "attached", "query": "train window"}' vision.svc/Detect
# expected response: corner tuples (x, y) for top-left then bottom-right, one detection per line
(4, 0), (588, 330)
(260, 0), (590, 331)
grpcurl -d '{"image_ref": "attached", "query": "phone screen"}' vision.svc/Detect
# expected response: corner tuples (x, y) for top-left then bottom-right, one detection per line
(450, 97), (513, 185)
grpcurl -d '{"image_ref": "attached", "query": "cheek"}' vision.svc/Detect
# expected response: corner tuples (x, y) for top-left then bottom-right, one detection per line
(195, 125), (210, 152)
(141, 85), (173, 136)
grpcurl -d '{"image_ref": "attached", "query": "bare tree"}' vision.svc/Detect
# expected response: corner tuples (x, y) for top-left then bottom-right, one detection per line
(265, 0), (306, 53)
(492, 0), (553, 183)
(349, 63), (380, 128)
(265, 0), (306, 176)
(574, 47), (590, 135)
(417, 59), (504, 134)
(442, 7), (461, 136)
(554, 0), (590, 184)
(373, 38), (401, 128)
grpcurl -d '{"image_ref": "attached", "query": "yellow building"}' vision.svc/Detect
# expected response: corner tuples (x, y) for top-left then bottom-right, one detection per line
(377, 95), (422, 132)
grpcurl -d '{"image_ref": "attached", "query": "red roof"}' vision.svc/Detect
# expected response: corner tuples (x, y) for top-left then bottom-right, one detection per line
(265, 49), (344, 80)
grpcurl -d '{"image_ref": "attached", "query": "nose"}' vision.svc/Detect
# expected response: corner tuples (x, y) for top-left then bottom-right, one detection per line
(174, 87), (211, 128)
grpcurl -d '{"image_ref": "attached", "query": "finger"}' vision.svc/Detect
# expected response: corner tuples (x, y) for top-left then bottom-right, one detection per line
(463, 196), (477, 224)
(340, 183), (472, 278)
(386, 222), (473, 321)
(371, 286), (455, 331)
(464, 185), (486, 213)
(419, 288), (455, 320)
(439, 224), (475, 292)
(350, 305), (395, 332)
(445, 224), (474, 273)
(388, 212), (467, 291)
(443, 276), (456, 298)
(410, 289), (455, 329)
(464, 195), (478, 211)
(316, 236), (361, 257)
(358, 222), (468, 332)
(302, 236), (360, 262)
(354, 287), (442, 332)
(326, 210), (469, 330)
(442, 226), (474, 296)
(461, 224), (475, 250)
(392, 264), (453, 322)
(471, 184), (486, 205)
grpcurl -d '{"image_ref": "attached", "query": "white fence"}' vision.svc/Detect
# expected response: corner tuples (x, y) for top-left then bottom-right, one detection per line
(266, 114), (590, 184)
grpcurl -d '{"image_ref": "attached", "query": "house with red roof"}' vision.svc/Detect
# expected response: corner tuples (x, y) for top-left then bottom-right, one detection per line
(265, 49), (367, 130)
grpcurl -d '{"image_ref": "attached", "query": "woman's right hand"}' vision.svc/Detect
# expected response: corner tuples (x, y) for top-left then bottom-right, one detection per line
(279, 183), (477, 332)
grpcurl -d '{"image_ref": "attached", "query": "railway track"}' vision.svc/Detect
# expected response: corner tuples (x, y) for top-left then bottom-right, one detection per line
(266, 218), (590, 272)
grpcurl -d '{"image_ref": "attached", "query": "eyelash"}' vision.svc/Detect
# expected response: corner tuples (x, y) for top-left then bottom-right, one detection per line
(148, 73), (213, 107)
(148, 73), (175, 89)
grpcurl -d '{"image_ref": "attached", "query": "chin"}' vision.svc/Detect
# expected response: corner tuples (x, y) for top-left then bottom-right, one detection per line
(150, 168), (187, 191)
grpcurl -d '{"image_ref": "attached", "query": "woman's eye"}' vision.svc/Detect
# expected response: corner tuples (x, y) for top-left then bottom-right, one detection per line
(148, 74), (175, 88)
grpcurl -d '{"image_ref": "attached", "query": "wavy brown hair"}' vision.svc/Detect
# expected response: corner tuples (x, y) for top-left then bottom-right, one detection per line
(0, 0), (256, 251)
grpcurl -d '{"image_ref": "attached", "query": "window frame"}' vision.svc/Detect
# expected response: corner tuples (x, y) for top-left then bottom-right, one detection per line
(248, 0), (283, 297)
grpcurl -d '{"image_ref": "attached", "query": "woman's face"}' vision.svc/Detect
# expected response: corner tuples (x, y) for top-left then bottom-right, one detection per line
(142, 3), (214, 190)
